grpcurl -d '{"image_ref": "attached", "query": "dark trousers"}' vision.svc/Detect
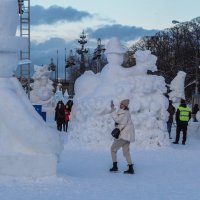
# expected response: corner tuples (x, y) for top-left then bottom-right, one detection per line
(167, 122), (172, 138)
(63, 121), (69, 132)
(57, 123), (62, 131)
(175, 122), (188, 144)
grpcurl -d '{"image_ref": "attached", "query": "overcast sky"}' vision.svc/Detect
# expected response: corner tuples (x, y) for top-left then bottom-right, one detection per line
(25, 0), (200, 78)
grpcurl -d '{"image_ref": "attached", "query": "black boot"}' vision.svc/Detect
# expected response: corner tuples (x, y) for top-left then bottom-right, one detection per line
(173, 141), (178, 144)
(110, 162), (118, 172)
(124, 164), (134, 174)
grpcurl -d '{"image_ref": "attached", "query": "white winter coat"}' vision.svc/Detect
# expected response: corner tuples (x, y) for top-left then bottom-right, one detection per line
(111, 109), (135, 142)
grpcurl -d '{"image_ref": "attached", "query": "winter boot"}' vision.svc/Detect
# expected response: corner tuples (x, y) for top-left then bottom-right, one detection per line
(124, 164), (134, 174)
(109, 162), (118, 172)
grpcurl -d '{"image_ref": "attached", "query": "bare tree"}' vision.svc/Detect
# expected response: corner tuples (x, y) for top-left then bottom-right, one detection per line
(130, 18), (200, 99)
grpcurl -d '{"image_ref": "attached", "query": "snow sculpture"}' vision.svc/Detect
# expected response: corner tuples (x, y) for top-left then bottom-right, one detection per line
(52, 78), (69, 106)
(131, 50), (157, 75)
(69, 37), (168, 148)
(52, 80), (64, 105)
(0, 0), (62, 177)
(30, 65), (54, 105)
(168, 71), (186, 108)
(196, 111), (200, 122)
(63, 89), (69, 105)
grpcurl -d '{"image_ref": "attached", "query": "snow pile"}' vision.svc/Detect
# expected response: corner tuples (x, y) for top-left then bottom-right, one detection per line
(30, 65), (54, 105)
(68, 37), (169, 148)
(0, 0), (62, 177)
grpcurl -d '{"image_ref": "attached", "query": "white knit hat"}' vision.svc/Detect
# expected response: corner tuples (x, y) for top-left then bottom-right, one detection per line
(120, 99), (130, 107)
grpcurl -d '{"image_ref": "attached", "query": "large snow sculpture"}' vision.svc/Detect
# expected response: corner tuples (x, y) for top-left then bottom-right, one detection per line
(69, 37), (169, 148)
(168, 71), (186, 108)
(0, 0), (62, 177)
(30, 65), (54, 105)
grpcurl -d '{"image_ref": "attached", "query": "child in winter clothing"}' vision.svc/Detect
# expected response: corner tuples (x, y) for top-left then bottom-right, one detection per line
(63, 104), (70, 132)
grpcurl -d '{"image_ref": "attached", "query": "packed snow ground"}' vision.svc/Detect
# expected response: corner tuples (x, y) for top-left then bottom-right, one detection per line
(0, 119), (200, 200)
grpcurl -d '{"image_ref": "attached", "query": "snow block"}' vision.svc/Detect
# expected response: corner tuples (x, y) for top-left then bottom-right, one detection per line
(0, 154), (57, 177)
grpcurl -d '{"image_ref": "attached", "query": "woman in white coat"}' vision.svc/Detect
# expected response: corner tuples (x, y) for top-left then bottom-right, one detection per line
(110, 99), (135, 174)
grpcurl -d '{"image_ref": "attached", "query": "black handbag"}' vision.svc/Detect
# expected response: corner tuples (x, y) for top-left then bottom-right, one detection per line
(111, 128), (120, 139)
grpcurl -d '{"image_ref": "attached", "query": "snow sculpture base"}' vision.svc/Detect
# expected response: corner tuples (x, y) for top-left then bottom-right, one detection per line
(0, 154), (57, 177)
(0, 0), (62, 178)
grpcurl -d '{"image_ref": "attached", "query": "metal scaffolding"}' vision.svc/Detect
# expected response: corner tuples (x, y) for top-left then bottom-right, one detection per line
(18, 0), (31, 98)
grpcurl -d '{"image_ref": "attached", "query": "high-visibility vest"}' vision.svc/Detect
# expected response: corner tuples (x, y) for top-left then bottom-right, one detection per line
(178, 106), (191, 121)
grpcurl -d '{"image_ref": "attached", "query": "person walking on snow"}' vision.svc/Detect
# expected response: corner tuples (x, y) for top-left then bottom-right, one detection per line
(167, 100), (175, 139)
(55, 101), (65, 131)
(110, 99), (135, 174)
(63, 104), (70, 132)
(173, 99), (191, 145)
(192, 104), (199, 122)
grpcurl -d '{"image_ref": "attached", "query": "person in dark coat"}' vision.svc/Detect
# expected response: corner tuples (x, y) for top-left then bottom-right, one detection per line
(167, 100), (175, 139)
(55, 101), (65, 131)
(173, 99), (191, 145)
(192, 104), (199, 122)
